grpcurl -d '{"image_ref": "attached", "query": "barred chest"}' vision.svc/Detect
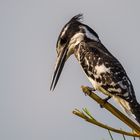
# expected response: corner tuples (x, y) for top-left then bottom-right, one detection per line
(74, 43), (111, 90)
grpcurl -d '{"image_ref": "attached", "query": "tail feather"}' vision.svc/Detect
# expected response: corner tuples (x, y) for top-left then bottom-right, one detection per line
(113, 96), (140, 124)
(129, 102), (140, 124)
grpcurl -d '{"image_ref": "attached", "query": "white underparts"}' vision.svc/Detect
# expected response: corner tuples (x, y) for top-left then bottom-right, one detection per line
(88, 77), (98, 90)
(108, 88), (121, 93)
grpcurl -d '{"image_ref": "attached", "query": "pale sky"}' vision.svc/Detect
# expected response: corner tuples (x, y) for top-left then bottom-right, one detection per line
(1, 0), (140, 140)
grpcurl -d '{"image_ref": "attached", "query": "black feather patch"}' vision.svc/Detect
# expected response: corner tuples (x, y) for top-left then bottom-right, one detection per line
(70, 14), (83, 23)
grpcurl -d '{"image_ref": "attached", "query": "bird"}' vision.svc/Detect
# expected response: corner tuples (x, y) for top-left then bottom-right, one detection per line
(50, 14), (140, 124)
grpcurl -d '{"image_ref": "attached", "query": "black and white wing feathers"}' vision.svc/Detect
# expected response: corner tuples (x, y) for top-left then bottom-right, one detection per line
(74, 40), (140, 123)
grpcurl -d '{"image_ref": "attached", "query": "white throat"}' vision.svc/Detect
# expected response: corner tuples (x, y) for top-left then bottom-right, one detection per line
(66, 26), (99, 58)
(66, 32), (84, 58)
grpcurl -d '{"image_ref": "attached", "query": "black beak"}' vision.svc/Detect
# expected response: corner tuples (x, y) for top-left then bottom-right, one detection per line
(50, 47), (68, 91)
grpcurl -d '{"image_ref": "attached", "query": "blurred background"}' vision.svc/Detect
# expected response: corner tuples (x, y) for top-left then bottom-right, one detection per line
(0, 0), (140, 139)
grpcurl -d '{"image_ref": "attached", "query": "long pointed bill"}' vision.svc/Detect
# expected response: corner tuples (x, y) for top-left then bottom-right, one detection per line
(50, 47), (68, 91)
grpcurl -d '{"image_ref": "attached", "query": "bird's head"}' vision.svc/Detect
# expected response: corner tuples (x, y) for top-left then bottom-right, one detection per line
(50, 14), (99, 90)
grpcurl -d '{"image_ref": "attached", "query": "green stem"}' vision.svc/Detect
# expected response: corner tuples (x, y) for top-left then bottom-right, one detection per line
(81, 86), (140, 134)
(108, 130), (114, 140)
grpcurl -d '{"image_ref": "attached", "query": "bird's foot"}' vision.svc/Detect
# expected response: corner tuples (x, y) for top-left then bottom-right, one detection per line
(81, 86), (96, 96)
(100, 96), (111, 108)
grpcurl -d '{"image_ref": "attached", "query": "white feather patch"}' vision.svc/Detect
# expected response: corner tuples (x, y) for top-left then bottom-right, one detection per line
(61, 24), (69, 37)
(88, 77), (98, 90)
(80, 26), (99, 41)
(95, 64), (110, 75)
(67, 33), (84, 58)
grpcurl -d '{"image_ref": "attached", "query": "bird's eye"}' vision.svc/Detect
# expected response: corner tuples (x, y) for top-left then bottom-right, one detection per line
(60, 37), (67, 44)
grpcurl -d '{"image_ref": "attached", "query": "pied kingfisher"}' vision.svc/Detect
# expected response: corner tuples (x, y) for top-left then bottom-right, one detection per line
(50, 14), (140, 124)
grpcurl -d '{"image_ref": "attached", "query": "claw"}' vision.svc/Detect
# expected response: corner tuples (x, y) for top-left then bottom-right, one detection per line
(100, 96), (111, 108)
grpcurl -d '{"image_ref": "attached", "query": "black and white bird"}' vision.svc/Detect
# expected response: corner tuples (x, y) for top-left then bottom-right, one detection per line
(50, 14), (140, 124)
